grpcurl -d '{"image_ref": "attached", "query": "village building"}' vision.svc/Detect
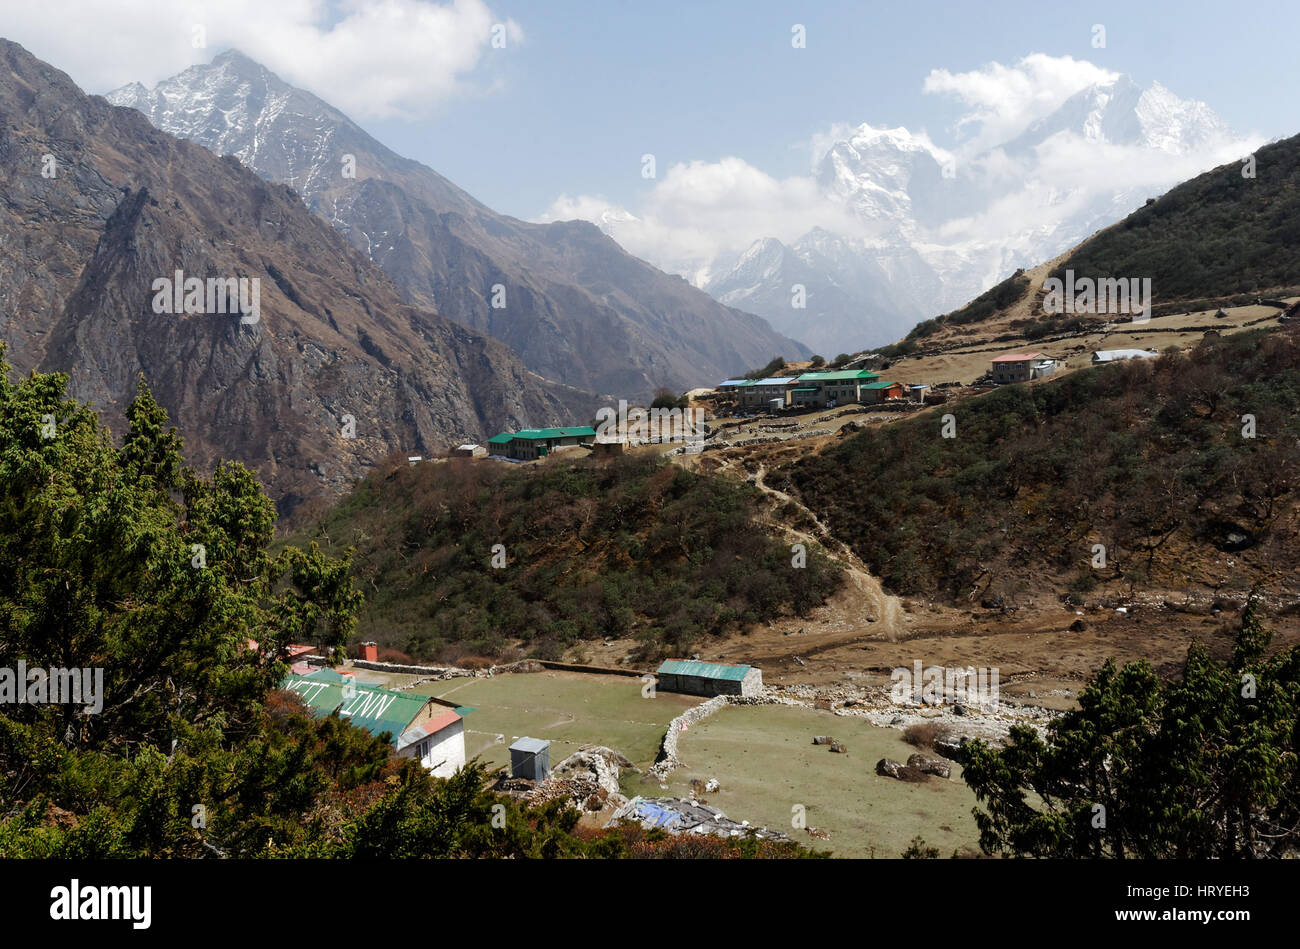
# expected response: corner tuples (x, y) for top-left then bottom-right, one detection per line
(716, 378), (752, 392)
(862, 380), (907, 404)
(655, 659), (763, 697)
(791, 369), (881, 407)
(453, 443), (487, 457)
(596, 402), (706, 446)
(280, 667), (467, 778)
(1092, 349), (1156, 363)
(591, 439), (626, 457)
(486, 426), (597, 460)
(740, 377), (799, 411)
(990, 352), (1057, 384)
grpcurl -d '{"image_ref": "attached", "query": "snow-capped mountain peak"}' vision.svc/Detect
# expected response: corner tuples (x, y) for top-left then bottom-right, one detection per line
(700, 73), (1252, 353)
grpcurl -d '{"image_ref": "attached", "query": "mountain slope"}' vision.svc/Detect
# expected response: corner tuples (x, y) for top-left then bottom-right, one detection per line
(0, 38), (594, 511)
(776, 325), (1300, 609)
(1048, 133), (1300, 302)
(896, 131), (1300, 347)
(108, 51), (808, 396)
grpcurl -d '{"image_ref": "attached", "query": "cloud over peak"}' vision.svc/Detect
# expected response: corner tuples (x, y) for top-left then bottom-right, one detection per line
(4, 0), (519, 119)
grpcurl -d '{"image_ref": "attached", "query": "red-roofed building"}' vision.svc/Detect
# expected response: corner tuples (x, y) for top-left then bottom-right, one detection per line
(990, 352), (1056, 384)
(396, 708), (465, 778)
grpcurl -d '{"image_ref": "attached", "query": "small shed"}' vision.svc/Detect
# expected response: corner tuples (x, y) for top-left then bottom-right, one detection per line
(509, 737), (551, 782)
(655, 659), (763, 697)
(453, 443), (487, 457)
(862, 380), (906, 403)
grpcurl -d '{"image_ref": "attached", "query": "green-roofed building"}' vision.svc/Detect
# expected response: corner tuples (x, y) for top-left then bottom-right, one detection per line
(861, 380), (907, 404)
(793, 369), (881, 407)
(280, 668), (467, 777)
(789, 385), (823, 408)
(655, 659), (763, 697)
(487, 426), (597, 460)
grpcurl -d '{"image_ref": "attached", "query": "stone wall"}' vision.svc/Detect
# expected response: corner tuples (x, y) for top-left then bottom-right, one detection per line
(650, 692), (803, 779)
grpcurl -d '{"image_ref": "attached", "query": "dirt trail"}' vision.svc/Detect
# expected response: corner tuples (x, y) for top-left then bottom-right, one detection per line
(750, 463), (902, 641)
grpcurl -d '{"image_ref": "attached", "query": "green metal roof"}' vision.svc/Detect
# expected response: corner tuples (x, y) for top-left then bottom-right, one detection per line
(791, 387), (819, 392)
(281, 668), (430, 745)
(487, 432), (513, 444)
(730, 379), (756, 387)
(656, 659), (751, 681)
(820, 370), (881, 381)
(863, 380), (902, 389)
(510, 426), (597, 440)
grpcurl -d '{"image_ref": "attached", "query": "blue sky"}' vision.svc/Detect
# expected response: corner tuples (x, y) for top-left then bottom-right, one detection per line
(364, 0), (1298, 218)
(5, 0), (1296, 222)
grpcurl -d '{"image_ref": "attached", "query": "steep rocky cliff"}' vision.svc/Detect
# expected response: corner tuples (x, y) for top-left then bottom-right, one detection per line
(0, 39), (595, 511)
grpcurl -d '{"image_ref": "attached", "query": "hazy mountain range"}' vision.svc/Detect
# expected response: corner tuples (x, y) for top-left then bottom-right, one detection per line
(108, 51), (808, 397)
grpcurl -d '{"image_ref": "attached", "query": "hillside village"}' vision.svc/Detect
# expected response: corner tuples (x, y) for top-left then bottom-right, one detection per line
(470, 342), (1170, 463)
(357, 289), (1300, 855)
(6, 18), (1300, 880)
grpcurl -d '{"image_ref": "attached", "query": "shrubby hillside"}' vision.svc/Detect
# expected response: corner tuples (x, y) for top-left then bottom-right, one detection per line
(293, 454), (844, 662)
(777, 327), (1300, 604)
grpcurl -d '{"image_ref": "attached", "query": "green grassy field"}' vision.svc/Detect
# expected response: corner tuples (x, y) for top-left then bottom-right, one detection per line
(664, 704), (982, 858)
(360, 668), (983, 855)
(406, 671), (699, 779)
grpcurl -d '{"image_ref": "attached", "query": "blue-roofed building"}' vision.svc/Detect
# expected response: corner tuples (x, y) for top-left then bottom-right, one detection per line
(740, 377), (798, 411)
(655, 659), (763, 697)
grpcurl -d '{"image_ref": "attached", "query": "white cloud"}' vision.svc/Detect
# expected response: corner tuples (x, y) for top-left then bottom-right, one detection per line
(536, 157), (870, 276)
(0, 0), (519, 119)
(923, 53), (1118, 153)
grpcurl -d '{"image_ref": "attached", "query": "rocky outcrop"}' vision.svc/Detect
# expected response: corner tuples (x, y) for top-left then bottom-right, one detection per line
(875, 758), (929, 782)
(906, 753), (951, 779)
(525, 746), (637, 813)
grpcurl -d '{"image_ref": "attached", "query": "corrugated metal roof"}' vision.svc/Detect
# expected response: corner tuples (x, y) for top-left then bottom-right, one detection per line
(281, 668), (429, 745)
(656, 659), (751, 681)
(510, 736), (550, 754)
(799, 369), (880, 382)
(396, 709), (462, 751)
(511, 427), (597, 440)
(487, 432), (513, 444)
(718, 379), (749, 386)
(991, 352), (1047, 362)
(863, 380), (902, 389)
(753, 377), (798, 386)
